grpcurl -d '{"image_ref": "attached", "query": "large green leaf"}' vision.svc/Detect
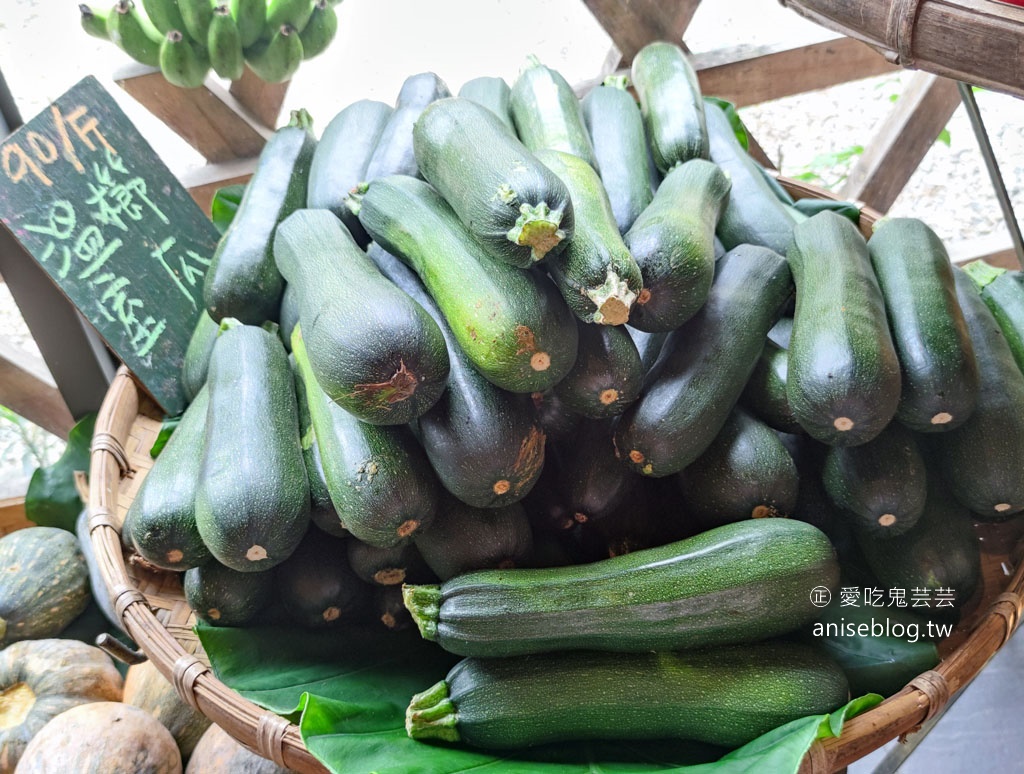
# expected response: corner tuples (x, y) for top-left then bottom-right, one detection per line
(210, 184), (246, 234)
(199, 624), (882, 774)
(25, 413), (96, 532)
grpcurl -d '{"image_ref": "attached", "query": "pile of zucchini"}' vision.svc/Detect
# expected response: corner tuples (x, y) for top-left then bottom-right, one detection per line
(79, 0), (340, 87)
(121, 40), (1024, 752)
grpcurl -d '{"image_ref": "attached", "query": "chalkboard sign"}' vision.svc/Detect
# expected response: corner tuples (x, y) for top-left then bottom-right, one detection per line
(0, 76), (221, 415)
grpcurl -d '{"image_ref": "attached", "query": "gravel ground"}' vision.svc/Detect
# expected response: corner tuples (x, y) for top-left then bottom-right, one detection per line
(0, 0), (1021, 496)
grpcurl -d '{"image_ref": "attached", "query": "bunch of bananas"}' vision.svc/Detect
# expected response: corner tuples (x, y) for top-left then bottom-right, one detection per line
(79, 0), (340, 88)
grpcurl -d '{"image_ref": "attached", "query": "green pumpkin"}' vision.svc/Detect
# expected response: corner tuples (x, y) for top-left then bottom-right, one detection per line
(0, 527), (90, 645)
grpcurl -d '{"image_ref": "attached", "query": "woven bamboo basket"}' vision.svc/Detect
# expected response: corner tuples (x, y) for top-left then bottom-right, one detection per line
(778, 0), (1024, 99)
(88, 178), (1024, 773)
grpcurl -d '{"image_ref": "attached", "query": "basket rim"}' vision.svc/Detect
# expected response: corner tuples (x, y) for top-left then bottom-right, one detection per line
(87, 178), (1023, 773)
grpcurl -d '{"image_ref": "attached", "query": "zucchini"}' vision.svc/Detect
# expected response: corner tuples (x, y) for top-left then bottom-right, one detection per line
(556, 419), (639, 524)
(184, 562), (274, 626)
(292, 324), (440, 547)
(614, 245), (793, 478)
(306, 99), (393, 244)
(529, 388), (582, 444)
(278, 282), (298, 351)
(346, 540), (435, 587)
(625, 325), (667, 375)
(407, 642), (848, 750)
(868, 218), (979, 431)
(357, 175), (578, 393)
(676, 408), (798, 527)
(276, 531), (370, 629)
(932, 268), (1024, 518)
(705, 102), (795, 255)
(535, 149), (643, 325)
(787, 211), (901, 446)
(456, 76), (515, 132)
(414, 497), (533, 582)
(822, 421), (927, 538)
(509, 57), (597, 168)
(376, 585), (414, 631)
(273, 208), (449, 425)
(413, 97), (574, 267)
(181, 311), (218, 402)
(403, 517), (838, 657)
(630, 41), (709, 172)
(552, 320), (642, 418)
(369, 243), (546, 508)
(623, 158), (730, 332)
(195, 321), (310, 572)
(580, 75), (654, 234)
(203, 109), (315, 325)
(739, 338), (803, 434)
(125, 387), (212, 571)
(964, 261), (1024, 376)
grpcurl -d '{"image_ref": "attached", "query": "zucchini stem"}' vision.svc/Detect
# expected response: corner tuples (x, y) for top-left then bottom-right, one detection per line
(402, 584), (441, 641)
(406, 679), (460, 743)
(506, 202), (566, 261)
(962, 259), (1006, 291)
(587, 267), (638, 325)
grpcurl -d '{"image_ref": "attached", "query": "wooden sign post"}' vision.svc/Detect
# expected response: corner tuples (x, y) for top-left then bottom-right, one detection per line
(0, 76), (222, 416)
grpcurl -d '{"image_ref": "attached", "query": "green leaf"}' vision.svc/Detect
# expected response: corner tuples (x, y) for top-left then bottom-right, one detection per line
(756, 166), (796, 206)
(211, 184), (246, 234)
(25, 413), (96, 532)
(792, 199), (862, 224)
(199, 623), (882, 774)
(149, 413), (182, 458)
(704, 97), (749, 151)
(937, 128), (951, 147)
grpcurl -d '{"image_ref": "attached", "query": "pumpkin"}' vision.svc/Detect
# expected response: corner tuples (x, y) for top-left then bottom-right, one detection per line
(123, 660), (212, 762)
(186, 724), (294, 773)
(16, 701), (181, 773)
(0, 639), (122, 772)
(0, 527), (90, 645)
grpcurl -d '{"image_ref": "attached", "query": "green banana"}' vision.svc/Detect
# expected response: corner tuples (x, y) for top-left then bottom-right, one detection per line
(266, 0), (315, 33)
(160, 29), (211, 89)
(245, 24), (303, 83)
(229, 0), (265, 48)
(178, 0), (215, 44)
(208, 5), (245, 80)
(141, 0), (186, 34)
(108, 0), (163, 67)
(299, 0), (336, 60)
(79, 4), (110, 39)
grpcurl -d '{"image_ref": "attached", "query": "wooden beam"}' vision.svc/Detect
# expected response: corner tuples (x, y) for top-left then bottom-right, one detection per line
(114, 64), (272, 163)
(0, 335), (74, 439)
(583, 0), (703, 70)
(948, 234), (1022, 271)
(0, 497), (30, 537)
(179, 157), (259, 216)
(228, 66), (290, 130)
(842, 73), (962, 212)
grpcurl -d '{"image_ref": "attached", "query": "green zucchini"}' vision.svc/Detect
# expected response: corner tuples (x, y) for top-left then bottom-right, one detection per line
(357, 174), (578, 392)
(552, 319), (642, 418)
(705, 102), (795, 255)
(868, 218), (979, 431)
(529, 388), (582, 445)
(278, 281), (298, 351)
(413, 97), (575, 267)
(195, 321), (310, 572)
(739, 338), (803, 434)
(580, 75), (654, 233)
(556, 419), (639, 524)
(307, 99), (393, 244)
(376, 585), (414, 631)
(625, 325), (667, 375)
(414, 497), (533, 582)
(273, 208), (449, 425)
(964, 261), (1024, 376)
(407, 642), (848, 750)
(520, 444), (575, 534)
(369, 244), (546, 508)
(535, 149), (643, 325)
(184, 561), (274, 626)
(125, 387), (212, 571)
(276, 531), (370, 629)
(181, 311), (218, 402)
(456, 76), (514, 132)
(204, 109), (315, 325)
(614, 245), (793, 478)
(822, 422), (926, 538)
(346, 540), (435, 587)
(676, 408), (798, 527)
(623, 158), (730, 332)
(292, 324), (440, 547)
(404, 517), (837, 657)
(931, 268), (1024, 518)
(787, 211), (901, 446)
(630, 41), (709, 172)
(509, 57), (597, 168)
